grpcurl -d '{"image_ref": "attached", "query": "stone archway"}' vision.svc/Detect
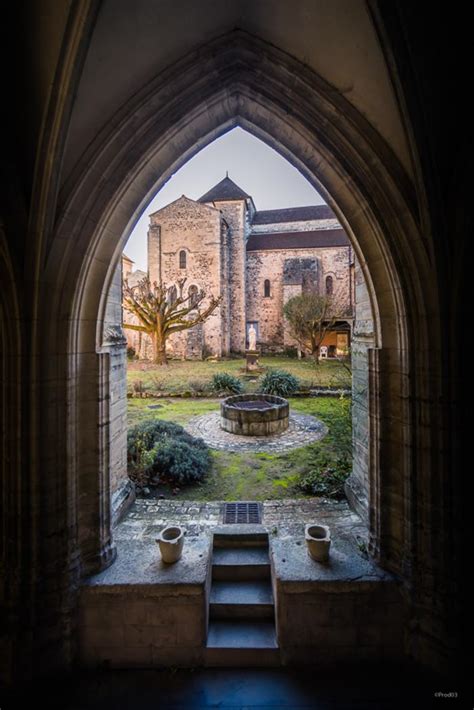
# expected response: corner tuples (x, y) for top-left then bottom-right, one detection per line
(45, 32), (435, 611)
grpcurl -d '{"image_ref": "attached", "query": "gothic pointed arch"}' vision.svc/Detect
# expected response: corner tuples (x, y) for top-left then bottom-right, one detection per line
(44, 35), (438, 668)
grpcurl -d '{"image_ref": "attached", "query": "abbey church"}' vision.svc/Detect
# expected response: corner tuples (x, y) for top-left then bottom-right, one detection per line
(124, 176), (355, 359)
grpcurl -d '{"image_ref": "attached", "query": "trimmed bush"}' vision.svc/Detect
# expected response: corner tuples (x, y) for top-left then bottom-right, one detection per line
(260, 369), (300, 397)
(127, 418), (211, 486)
(210, 372), (244, 394)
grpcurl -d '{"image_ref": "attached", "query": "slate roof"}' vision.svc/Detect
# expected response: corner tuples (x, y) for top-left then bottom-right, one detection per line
(198, 177), (252, 203)
(252, 205), (336, 224)
(246, 229), (350, 251)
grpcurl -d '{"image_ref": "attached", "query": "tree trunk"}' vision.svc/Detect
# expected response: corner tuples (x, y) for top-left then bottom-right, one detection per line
(152, 330), (168, 365)
(312, 346), (320, 365)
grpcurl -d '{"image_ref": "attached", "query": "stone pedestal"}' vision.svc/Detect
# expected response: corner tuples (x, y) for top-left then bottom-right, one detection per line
(245, 349), (260, 372)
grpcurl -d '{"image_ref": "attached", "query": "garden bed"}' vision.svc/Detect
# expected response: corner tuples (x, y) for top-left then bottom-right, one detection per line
(127, 395), (351, 502)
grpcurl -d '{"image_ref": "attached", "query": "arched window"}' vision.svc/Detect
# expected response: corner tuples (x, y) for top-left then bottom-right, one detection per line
(179, 250), (187, 269)
(167, 285), (177, 304)
(188, 284), (199, 307)
(264, 279), (271, 297)
(325, 275), (333, 295)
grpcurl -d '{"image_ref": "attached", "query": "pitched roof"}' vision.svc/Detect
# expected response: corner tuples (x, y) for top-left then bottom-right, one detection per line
(198, 176), (251, 203)
(252, 205), (336, 224)
(121, 252), (134, 263)
(246, 229), (350, 251)
(149, 194), (219, 217)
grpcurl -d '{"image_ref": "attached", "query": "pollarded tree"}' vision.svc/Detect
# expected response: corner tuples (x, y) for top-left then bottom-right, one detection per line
(123, 276), (221, 365)
(283, 292), (337, 363)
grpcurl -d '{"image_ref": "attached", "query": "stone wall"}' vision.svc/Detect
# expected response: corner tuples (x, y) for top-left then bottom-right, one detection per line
(345, 258), (376, 521)
(148, 196), (227, 357)
(246, 246), (353, 349)
(79, 537), (211, 668)
(102, 262), (133, 522)
(271, 537), (405, 666)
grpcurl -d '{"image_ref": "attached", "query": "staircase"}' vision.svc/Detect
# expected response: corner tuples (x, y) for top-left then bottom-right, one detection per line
(205, 526), (280, 667)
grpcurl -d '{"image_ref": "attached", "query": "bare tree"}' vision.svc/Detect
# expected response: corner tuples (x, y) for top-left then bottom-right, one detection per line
(283, 292), (337, 363)
(123, 276), (221, 365)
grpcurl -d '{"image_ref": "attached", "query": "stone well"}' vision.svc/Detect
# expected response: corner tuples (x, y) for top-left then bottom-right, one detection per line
(220, 393), (289, 436)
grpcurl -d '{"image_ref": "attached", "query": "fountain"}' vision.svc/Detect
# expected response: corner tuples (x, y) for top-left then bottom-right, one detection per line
(220, 393), (289, 436)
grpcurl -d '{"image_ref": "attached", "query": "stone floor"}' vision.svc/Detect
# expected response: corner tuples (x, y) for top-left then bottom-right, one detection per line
(3, 666), (445, 710)
(184, 411), (327, 452)
(115, 497), (368, 552)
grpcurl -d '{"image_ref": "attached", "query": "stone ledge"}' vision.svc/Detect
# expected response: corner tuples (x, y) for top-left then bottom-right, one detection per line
(270, 537), (395, 585)
(83, 536), (211, 589)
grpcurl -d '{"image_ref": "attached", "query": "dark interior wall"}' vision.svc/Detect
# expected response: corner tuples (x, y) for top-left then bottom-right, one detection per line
(370, 1), (468, 675)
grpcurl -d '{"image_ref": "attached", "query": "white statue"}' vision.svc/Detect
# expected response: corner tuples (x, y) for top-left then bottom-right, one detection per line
(248, 324), (257, 351)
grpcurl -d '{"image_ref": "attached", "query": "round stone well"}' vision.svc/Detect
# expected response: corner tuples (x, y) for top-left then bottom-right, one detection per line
(220, 393), (289, 436)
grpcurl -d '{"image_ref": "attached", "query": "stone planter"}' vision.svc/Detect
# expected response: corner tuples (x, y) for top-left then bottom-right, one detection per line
(305, 524), (331, 562)
(156, 525), (185, 563)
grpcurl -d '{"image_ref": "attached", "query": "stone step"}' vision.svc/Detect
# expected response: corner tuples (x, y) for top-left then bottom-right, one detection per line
(212, 525), (269, 548)
(212, 546), (271, 580)
(210, 580), (274, 619)
(205, 620), (280, 666)
(210, 579), (274, 605)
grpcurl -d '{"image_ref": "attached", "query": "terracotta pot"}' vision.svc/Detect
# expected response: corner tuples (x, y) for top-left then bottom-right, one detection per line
(305, 523), (331, 562)
(156, 525), (185, 563)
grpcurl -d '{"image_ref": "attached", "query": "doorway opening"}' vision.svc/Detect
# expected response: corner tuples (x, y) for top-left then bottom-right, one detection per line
(117, 127), (368, 515)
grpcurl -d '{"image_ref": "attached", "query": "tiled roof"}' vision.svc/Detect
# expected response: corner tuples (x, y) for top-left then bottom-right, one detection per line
(198, 177), (251, 203)
(246, 229), (350, 251)
(252, 205), (336, 224)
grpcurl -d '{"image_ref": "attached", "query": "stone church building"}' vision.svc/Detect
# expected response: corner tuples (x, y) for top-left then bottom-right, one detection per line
(125, 176), (354, 359)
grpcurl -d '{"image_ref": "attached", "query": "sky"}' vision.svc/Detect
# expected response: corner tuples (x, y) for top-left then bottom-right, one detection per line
(124, 127), (325, 271)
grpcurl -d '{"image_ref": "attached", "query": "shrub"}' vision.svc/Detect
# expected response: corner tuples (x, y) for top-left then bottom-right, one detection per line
(127, 346), (137, 360)
(298, 449), (351, 499)
(260, 369), (300, 397)
(127, 419), (211, 486)
(210, 372), (244, 394)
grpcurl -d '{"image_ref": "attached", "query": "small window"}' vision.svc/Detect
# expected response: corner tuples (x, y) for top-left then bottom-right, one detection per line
(179, 250), (187, 269)
(188, 284), (199, 307)
(325, 275), (333, 295)
(167, 285), (177, 304)
(264, 279), (271, 297)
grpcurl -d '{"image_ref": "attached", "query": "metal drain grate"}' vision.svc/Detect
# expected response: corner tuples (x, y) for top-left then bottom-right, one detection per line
(223, 502), (262, 524)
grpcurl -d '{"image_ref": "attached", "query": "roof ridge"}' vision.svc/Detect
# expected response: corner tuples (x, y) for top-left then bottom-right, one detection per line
(252, 204), (336, 224)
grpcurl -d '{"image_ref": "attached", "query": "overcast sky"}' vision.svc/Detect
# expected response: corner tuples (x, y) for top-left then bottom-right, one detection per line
(124, 127), (324, 271)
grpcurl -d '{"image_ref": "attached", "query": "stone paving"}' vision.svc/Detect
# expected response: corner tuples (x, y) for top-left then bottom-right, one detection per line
(115, 497), (368, 550)
(184, 411), (327, 452)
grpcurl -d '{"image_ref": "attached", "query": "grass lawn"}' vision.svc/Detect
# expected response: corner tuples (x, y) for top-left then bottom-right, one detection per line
(127, 354), (351, 396)
(127, 395), (351, 501)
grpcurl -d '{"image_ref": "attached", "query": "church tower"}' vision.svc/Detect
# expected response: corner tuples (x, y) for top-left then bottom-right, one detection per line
(198, 176), (255, 353)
